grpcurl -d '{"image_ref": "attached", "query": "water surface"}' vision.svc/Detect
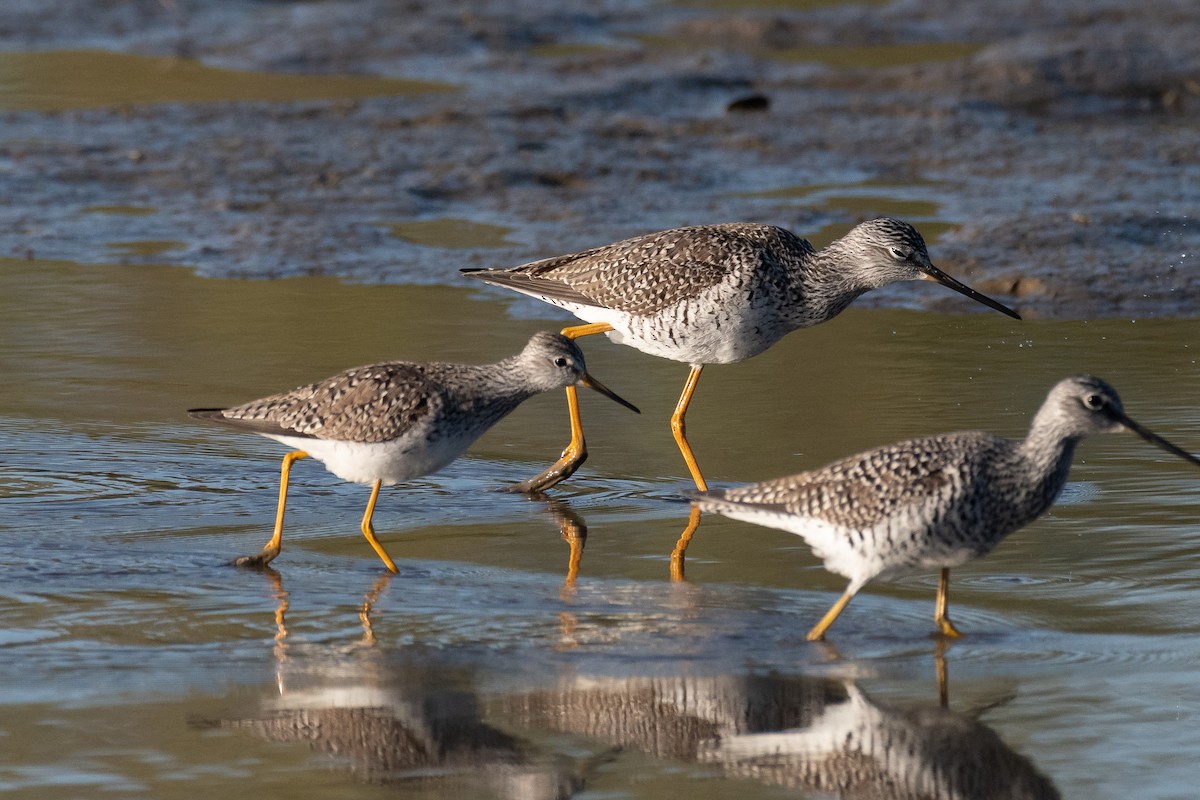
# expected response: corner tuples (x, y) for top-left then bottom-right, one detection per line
(3, 256), (1200, 798)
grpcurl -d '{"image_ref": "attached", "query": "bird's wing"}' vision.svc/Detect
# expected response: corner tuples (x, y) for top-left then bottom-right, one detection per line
(464, 225), (778, 315)
(190, 362), (442, 444)
(704, 434), (994, 529)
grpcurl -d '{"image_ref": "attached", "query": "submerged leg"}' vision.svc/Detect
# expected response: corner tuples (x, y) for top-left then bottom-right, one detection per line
(234, 450), (308, 569)
(508, 322), (615, 494)
(669, 505), (703, 581)
(806, 583), (859, 641)
(671, 365), (707, 491)
(360, 479), (399, 574)
(934, 567), (962, 638)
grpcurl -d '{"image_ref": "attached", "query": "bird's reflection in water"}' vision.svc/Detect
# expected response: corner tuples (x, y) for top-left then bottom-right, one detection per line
(529, 496), (587, 594)
(524, 495), (589, 649)
(261, 570), (391, 657)
(669, 505), (703, 581)
(356, 572), (393, 648)
(499, 670), (1060, 800)
(215, 572), (599, 797)
(226, 670), (589, 797)
(699, 680), (1057, 798)
(221, 526), (1057, 799)
(227, 573), (646, 796)
(261, 568), (288, 664)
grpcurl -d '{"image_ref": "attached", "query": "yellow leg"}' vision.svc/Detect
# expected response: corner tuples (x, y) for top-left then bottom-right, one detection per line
(508, 322), (615, 494)
(934, 567), (962, 638)
(671, 365), (708, 492)
(562, 322), (617, 339)
(234, 450), (308, 569)
(360, 479), (399, 574)
(806, 583), (858, 641)
(669, 505), (703, 581)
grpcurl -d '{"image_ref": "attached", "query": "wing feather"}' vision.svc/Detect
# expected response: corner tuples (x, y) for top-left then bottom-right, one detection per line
(189, 362), (442, 444)
(701, 433), (999, 529)
(464, 224), (801, 315)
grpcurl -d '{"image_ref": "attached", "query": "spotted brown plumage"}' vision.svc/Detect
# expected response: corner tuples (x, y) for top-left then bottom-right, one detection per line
(190, 362), (443, 444)
(480, 224), (814, 318)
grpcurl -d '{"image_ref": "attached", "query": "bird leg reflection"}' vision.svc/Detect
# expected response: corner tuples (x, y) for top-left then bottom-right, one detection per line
(670, 505), (703, 581)
(534, 497), (588, 649)
(934, 568), (962, 638)
(556, 504), (588, 594)
(358, 573), (394, 647)
(508, 322), (615, 494)
(262, 568), (289, 666)
(936, 638), (950, 708)
(235, 450), (309, 569)
(671, 365), (708, 492)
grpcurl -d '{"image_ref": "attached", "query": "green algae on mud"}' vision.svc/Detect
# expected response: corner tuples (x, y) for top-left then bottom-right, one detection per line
(105, 240), (187, 258)
(387, 218), (518, 250)
(0, 49), (457, 112)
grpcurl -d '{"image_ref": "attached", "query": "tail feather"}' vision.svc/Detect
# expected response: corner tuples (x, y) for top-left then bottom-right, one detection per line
(187, 407), (314, 439)
(461, 267), (598, 308)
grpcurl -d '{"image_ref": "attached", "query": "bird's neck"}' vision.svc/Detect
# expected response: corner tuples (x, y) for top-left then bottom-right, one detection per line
(452, 361), (539, 413)
(785, 247), (871, 328)
(491, 356), (545, 405)
(1013, 411), (1082, 507)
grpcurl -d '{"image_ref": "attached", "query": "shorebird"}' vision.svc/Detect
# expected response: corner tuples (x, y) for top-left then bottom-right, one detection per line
(690, 375), (1200, 640)
(189, 332), (638, 572)
(463, 218), (1019, 493)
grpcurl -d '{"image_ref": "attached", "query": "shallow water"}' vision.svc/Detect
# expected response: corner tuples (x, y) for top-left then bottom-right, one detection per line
(3, 255), (1200, 798)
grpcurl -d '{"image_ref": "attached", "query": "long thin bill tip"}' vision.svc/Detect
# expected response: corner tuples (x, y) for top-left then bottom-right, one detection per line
(923, 266), (1022, 320)
(580, 374), (641, 414)
(1123, 415), (1200, 469)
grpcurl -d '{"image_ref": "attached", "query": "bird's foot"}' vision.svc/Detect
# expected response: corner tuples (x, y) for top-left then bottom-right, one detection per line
(504, 449), (588, 494)
(935, 616), (963, 639)
(232, 545), (281, 570)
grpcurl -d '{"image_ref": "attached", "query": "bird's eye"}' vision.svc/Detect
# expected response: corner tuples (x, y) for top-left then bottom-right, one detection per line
(553, 357), (569, 368)
(1083, 394), (1105, 410)
(888, 245), (912, 261)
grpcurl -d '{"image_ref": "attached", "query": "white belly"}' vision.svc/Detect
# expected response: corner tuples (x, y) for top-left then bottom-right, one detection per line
(559, 294), (785, 365)
(264, 432), (473, 485)
(714, 507), (978, 590)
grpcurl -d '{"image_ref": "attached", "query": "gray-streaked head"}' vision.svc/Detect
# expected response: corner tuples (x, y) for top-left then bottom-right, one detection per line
(518, 331), (640, 413)
(1039, 374), (1200, 465)
(836, 218), (1021, 320)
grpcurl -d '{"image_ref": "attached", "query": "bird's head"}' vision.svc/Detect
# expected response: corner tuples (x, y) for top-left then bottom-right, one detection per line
(835, 218), (1020, 319)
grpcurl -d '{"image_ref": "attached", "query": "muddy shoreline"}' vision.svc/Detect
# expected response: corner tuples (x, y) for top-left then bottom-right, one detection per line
(2, 0), (1198, 318)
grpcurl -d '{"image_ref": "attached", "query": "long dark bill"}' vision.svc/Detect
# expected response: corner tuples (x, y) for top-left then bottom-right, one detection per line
(1115, 411), (1200, 468)
(579, 374), (641, 414)
(921, 264), (1022, 320)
